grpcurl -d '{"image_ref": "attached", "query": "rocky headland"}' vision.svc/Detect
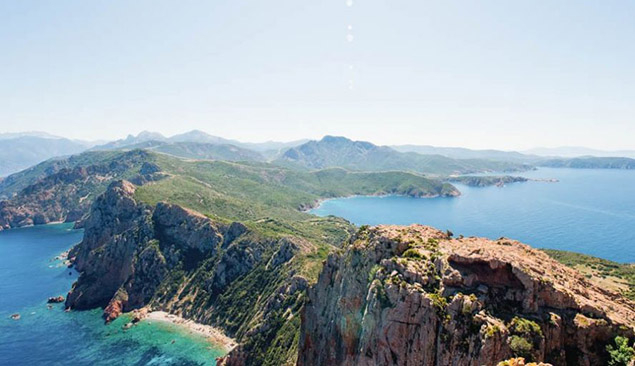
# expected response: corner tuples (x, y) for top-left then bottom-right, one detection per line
(65, 180), (313, 365)
(298, 225), (635, 366)
(0, 151), (166, 231)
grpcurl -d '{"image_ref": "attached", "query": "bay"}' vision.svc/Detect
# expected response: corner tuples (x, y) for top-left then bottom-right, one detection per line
(311, 168), (635, 263)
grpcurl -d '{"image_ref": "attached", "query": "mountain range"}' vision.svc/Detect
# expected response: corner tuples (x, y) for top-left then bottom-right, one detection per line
(2, 130), (635, 178)
(277, 136), (531, 175)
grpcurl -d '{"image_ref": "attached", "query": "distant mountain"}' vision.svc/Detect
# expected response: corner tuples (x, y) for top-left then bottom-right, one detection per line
(91, 131), (168, 150)
(276, 136), (531, 175)
(150, 141), (265, 162)
(169, 129), (229, 144)
(168, 130), (306, 153)
(0, 131), (63, 140)
(540, 157), (635, 169)
(96, 137), (265, 162)
(525, 146), (635, 158)
(239, 139), (309, 154)
(391, 145), (540, 163)
(93, 130), (305, 155)
(0, 136), (89, 177)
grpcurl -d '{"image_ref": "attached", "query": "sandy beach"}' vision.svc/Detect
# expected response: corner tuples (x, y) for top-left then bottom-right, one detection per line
(144, 311), (237, 352)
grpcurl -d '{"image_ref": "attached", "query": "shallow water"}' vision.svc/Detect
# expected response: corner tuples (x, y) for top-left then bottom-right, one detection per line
(311, 168), (635, 263)
(0, 223), (225, 365)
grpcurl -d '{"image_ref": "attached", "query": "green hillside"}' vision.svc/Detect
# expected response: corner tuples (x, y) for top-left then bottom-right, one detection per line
(276, 136), (531, 175)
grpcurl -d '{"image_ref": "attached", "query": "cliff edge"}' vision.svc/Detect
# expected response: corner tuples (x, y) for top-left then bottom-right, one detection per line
(298, 225), (635, 366)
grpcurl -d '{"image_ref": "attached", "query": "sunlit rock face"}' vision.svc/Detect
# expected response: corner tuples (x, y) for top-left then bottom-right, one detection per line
(298, 225), (635, 366)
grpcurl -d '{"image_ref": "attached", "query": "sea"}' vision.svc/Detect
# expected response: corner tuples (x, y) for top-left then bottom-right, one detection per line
(0, 223), (225, 365)
(311, 168), (635, 263)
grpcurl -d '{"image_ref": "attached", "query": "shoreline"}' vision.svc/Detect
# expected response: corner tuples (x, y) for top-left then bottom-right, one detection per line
(143, 310), (237, 352)
(303, 192), (457, 213)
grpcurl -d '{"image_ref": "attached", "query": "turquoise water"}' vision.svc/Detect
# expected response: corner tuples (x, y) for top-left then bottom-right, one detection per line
(0, 223), (224, 365)
(311, 168), (635, 263)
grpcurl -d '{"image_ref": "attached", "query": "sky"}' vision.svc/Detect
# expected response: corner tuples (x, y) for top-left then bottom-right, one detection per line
(1, 1), (634, 150)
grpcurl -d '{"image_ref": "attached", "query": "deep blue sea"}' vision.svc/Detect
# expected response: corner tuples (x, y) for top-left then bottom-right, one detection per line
(311, 168), (635, 263)
(0, 223), (224, 365)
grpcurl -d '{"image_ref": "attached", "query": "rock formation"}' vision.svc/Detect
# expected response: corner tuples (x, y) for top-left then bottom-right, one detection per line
(66, 180), (312, 365)
(298, 225), (635, 366)
(47, 296), (65, 303)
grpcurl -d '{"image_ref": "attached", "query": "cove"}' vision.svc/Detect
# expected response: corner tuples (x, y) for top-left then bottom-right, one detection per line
(0, 223), (225, 366)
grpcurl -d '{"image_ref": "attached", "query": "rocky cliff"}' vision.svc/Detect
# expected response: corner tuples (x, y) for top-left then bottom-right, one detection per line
(66, 180), (313, 365)
(0, 150), (164, 231)
(298, 225), (635, 366)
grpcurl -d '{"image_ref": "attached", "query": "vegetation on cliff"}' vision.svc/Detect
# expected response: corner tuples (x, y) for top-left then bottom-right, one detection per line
(543, 249), (635, 301)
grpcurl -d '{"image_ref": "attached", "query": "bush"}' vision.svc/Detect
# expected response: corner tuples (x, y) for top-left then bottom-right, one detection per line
(402, 248), (424, 259)
(509, 336), (533, 358)
(607, 336), (635, 366)
(509, 317), (543, 337)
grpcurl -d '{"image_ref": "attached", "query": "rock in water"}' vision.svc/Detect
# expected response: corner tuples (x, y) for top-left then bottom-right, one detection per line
(298, 225), (635, 366)
(47, 295), (65, 303)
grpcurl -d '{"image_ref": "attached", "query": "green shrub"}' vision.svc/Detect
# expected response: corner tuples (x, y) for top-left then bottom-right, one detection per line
(402, 248), (424, 260)
(509, 317), (543, 337)
(368, 264), (381, 282)
(506, 317), (543, 360)
(509, 335), (533, 358)
(484, 324), (500, 338)
(607, 336), (635, 366)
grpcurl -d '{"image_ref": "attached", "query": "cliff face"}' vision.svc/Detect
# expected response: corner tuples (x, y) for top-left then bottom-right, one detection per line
(66, 180), (312, 365)
(298, 225), (635, 366)
(67, 180), (156, 314)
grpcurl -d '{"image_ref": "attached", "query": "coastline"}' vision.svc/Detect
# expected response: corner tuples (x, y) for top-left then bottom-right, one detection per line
(143, 311), (237, 352)
(302, 192), (458, 213)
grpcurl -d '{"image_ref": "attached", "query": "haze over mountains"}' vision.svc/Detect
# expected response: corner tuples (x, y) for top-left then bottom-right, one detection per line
(524, 146), (635, 158)
(92, 129), (308, 154)
(277, 136), (531, 175)
(0, 133), (95, 177)
(2, 130), (635, 178)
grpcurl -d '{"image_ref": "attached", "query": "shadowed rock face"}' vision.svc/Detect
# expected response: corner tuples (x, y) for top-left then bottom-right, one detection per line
(298, 225), (635, 366)
(152, 202), (224, 270)
(66, 180), (156, 312)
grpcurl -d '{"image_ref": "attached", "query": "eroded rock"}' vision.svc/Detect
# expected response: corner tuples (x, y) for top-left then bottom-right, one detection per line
(298, 225), (635, 366)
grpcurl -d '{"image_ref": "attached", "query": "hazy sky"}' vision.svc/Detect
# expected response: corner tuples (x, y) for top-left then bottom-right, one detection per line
(1, 1), (634, 150)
